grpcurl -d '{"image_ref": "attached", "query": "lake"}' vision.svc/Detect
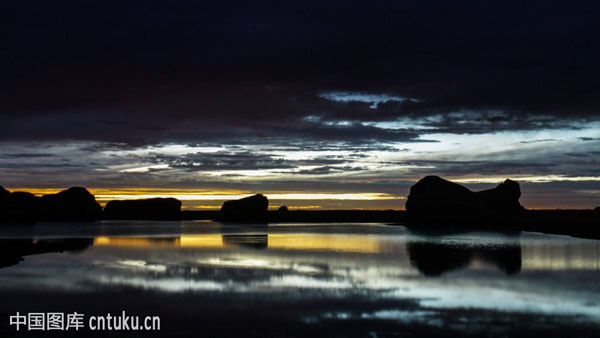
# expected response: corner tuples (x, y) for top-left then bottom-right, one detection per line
(0, 221), (599, 337)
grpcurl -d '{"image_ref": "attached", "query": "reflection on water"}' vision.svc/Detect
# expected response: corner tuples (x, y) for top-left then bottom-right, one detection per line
(522, 241), (600, 270)
(222, 234), (268, 249)
(0, 222), (599, 336)
(0, 238), (93, 269)
(93, 233), (382, 253)
(407, 241), (522, 276)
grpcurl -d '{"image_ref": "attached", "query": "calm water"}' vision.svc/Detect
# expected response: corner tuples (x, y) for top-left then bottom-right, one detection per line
(0, 221), (599, 337)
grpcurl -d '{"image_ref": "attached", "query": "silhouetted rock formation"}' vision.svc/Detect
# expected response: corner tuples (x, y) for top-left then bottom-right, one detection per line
(475, 179), (523, 213)
(37, 187), (102, 221)
(406, 176), (481, 222)
(0, 188), (37, 222)
(405, 176), (524, 226)
(103, 198), (181, 220)
(407, 240), (522, 276)
(278, 205), (289, 212)
(1, 187), (101, 222)
(0, 186), (10, 200)
(218, 194), (268, 222)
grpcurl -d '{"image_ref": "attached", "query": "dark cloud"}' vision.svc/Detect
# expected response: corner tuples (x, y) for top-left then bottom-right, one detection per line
(1, 1), (599, 147)
(288, 165), (367, 176)
(159, 151), (293, 171)
(150, 151), (371, 173)
(1, 1), (599, 208)
(0, 153), (56, 159)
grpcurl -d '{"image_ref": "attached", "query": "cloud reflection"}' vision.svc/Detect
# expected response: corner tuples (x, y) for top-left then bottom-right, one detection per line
(1, 224), (600, 330)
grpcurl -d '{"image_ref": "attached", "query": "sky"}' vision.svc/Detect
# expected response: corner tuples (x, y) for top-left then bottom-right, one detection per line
(1, 1), (599, 209)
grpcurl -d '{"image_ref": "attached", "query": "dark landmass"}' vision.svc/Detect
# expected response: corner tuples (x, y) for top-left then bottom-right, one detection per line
(405, 176), (524, 226)
(181, 210), (220, 220)
(1, 187), (181, 222)
(186, 207), (598, 240)
(103, 198), (182, 220)
(268, 209), (404, 223)
(404, 176), (600, 239)
(516, 209), (600, 239)
(216, 194), (269, 223)
(0, 187), (36, 222)
(182, 209), (404, 223)
(0, 186), (101, 222)
(37, 187), (103, 221)
(1, 184), (599, 240)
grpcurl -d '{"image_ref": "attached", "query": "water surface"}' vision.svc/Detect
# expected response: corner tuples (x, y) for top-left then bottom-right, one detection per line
(0, 221), (599, 337)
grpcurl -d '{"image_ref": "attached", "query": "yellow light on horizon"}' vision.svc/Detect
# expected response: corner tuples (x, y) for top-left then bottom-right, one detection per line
(93, 193), (399, 201)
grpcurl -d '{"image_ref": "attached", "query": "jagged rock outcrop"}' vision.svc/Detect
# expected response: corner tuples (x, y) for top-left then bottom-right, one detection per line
(475, 179), (523, 212)
(218, 194), (269, 222)
(37, 187), (103, 221)
(405, 176), (524, 226)
(102, 198), (181, 220)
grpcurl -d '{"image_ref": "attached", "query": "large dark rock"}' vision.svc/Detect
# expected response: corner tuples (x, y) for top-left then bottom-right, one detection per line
(103, 198), (182, 220)
(476, 179), (523, 212)
(405, 176), (485, 224)
(37, 187), (102, 221)
(218, 194), (269, 222)
(1, 187), (101, 222)
(405, 176), (524, 226)
(0, 188), (37, 222)
(0, 186), (10, 201)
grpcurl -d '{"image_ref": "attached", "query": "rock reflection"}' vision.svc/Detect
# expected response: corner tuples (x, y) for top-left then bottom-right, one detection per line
(407, 240), (522, 276)
(222, 234), (268, 249)
(0, 238), (93, 269)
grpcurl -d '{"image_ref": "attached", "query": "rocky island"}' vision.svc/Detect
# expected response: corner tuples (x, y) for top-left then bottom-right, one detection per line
(216, 194), (269, 223)
(405, 176), (524, 226)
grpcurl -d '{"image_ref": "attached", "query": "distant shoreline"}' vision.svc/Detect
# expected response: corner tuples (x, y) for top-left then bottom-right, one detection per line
(2, 185), (599, 241)
(181, 209), (600, 241)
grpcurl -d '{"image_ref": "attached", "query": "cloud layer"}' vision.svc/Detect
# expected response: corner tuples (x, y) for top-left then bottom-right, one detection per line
(1, 1), (599, 208)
